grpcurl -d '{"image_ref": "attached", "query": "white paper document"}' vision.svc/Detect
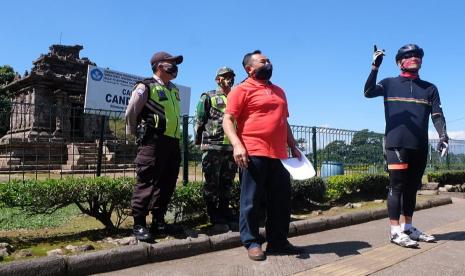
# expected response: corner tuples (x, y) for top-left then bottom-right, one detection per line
(280, 149), (316, 180)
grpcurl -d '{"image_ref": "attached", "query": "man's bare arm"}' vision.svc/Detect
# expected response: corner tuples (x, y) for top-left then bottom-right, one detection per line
(223, 113), (248, 168)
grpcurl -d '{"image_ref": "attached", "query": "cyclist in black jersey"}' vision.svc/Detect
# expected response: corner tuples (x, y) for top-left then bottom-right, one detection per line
(364, 44), (449, 248)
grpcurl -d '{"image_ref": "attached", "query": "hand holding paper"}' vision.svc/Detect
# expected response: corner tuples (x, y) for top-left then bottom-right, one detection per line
(280, 149), (316, 180)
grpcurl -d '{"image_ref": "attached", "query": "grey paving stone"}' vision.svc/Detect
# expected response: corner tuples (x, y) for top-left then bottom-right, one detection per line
(0, 256), (66, 276)
(209, 231), (241, 250)
(66, 243), (149, 275)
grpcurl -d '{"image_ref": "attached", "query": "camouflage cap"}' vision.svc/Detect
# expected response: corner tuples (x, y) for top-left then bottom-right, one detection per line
(216, 67), (235, 78)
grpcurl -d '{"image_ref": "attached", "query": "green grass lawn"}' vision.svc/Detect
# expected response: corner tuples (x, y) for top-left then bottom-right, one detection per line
(0, 205), (81, 231)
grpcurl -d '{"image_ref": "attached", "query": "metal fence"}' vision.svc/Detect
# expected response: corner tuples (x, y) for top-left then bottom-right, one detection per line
(0, 102), (464, 182)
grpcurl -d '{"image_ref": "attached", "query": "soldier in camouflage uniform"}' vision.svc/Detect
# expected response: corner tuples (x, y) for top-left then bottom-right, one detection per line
(195, 67), (238, 231)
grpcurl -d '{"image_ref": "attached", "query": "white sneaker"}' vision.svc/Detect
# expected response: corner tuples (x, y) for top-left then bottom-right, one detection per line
(404, 227), (435, 242)
(390, 232), (419, 248)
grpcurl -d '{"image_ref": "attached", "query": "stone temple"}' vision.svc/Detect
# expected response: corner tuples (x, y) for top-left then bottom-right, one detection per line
(0, 45), (134, 172)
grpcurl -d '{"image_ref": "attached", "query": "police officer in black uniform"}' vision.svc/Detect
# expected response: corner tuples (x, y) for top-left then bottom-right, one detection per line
(125, 51), (183, 242)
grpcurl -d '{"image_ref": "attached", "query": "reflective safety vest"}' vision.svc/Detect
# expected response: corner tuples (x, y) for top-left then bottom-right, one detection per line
(198, 90), (231, 148)
(138, 78), (181, 139)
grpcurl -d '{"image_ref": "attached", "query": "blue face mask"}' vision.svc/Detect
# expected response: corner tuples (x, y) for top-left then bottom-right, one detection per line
(254, 63), (273, 80)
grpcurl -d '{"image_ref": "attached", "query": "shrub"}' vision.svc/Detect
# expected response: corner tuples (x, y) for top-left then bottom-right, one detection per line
(325, 174), (388, 202)
(168, 182), (206, 223)
(168, 181), (242, 224)
(358, 174), (389, 196)
(230, 181), (241, 214)
(291, 177), (326, 209)
(427, 170), (465, 186)
(1, 174), (379, 230)
(168, 178), (328, 222)
(326, 175), (360, 201)
(0, 177), (133, 231)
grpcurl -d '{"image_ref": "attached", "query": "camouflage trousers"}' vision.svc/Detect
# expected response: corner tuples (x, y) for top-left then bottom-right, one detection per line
(202, 149), (237, 224)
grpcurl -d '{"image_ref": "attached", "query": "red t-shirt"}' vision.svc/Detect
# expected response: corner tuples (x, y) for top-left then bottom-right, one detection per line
(226, 78), (289, 159)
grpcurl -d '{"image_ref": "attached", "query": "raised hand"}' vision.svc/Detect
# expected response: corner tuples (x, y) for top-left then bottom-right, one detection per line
(372, 45), (385, 68)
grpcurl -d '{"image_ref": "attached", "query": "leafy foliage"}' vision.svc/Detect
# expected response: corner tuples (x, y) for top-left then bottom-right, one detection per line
(427, 170), (465, 186)
(0, 177), (133, 231)
(291, 177), (326, 209)
(180, 133), (202, 161)
(316, 129), (384, 167)
(326, 174), (388, 201)
(0, 65), (14, 136)
(0, 174), (388, 230)
(0, 65), (15, 86)
(168, 182), (206, 223)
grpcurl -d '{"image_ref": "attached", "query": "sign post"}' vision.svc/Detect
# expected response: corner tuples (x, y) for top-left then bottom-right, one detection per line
(84, 65), (190, 118)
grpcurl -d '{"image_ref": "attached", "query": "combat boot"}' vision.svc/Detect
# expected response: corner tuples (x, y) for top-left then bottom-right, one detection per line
(150, 216), (183, 236)
(133, 225), (154, 243)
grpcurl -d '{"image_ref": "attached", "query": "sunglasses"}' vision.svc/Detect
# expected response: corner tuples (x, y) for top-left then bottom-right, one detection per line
(402, 52), (422, 59)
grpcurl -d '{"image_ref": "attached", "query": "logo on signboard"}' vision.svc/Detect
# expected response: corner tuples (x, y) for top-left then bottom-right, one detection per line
(90, 68), (104, 81)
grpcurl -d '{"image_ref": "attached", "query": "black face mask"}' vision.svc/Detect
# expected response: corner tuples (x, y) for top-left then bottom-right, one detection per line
(254, 63), (273, 80)
(161, 63), (178, 78)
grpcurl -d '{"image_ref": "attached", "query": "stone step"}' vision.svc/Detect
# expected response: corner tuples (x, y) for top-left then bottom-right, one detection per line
(0, 164), (63, 171)
(71, 143), (98, 146)
(62, 163), (135, 170)
(59, 168), (136, 175)
(77, 148), (98, 154)
(75, 153), (99, 157)
(22, 160), (66, 165)
(422, 182), (440, 190)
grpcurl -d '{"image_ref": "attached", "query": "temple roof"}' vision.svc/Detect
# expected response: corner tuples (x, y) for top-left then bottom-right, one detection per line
(2, 45), (96, 95)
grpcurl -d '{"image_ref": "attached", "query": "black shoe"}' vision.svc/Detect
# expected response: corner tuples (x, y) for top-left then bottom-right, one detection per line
(227, 221), (239, 231)
(209, 223), (230, 235)
(133, 225), (154, 243)
(266, 241), (304, 254)
(150, 221), (183, 236)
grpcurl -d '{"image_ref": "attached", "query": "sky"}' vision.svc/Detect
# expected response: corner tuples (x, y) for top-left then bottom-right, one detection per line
(2, 0), (465, 138)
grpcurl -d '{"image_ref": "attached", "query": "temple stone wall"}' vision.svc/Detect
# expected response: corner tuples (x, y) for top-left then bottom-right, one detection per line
(0, 44), (125, 171)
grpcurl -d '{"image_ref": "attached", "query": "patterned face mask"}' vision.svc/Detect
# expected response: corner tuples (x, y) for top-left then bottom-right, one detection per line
(219, 76), (235, 88)
(161, 63), (178, 78)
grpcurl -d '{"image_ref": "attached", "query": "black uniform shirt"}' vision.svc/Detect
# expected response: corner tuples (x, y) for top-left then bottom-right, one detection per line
(364, 70), (444, 150)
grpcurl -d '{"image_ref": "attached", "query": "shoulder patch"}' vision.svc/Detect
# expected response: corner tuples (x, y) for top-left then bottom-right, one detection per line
(136, 88), (145, 96)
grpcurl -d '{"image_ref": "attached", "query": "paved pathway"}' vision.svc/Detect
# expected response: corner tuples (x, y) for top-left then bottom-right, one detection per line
(96, 197), (465, 276)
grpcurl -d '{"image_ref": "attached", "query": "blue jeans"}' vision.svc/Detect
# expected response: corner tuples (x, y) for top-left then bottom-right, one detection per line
(239, 156), (291, 249)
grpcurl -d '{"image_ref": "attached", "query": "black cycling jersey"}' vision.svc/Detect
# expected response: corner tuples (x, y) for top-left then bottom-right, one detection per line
(364, 70), (445, 150)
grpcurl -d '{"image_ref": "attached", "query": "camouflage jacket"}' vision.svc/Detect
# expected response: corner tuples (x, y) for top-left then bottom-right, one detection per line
(194, 89), (232, 151)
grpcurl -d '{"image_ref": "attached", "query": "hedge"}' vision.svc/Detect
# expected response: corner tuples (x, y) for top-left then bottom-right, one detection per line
(325, 174), (389, 201)
(0, 174), (389, 229)
(168, 177), (327, 223)
(427, 170), (465, 186)
(0, 177), (133, 231)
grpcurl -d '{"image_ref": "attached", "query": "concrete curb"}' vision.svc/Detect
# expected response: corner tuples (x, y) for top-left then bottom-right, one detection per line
(0, 196), (453, 276)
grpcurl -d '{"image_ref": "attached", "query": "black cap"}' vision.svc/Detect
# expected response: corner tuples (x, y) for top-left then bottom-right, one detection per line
(150, 51), (183, 66)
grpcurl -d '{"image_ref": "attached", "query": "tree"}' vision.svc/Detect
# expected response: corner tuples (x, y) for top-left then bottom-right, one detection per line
(0, 65), (15, 86)
(0, 65), (15, 136)
(179, 133), (202, 162)
(296, 137), (308, 152)
(315, 129), (384, 169)
(350, 129), (384, 164)
(317, 140), (350, 164)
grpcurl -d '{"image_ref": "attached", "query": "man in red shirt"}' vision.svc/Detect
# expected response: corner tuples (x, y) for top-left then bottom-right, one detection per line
(223, 50), (302, 261)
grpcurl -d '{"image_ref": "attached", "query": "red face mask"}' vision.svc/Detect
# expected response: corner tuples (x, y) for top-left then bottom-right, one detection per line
(400, 57), (422, 72)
